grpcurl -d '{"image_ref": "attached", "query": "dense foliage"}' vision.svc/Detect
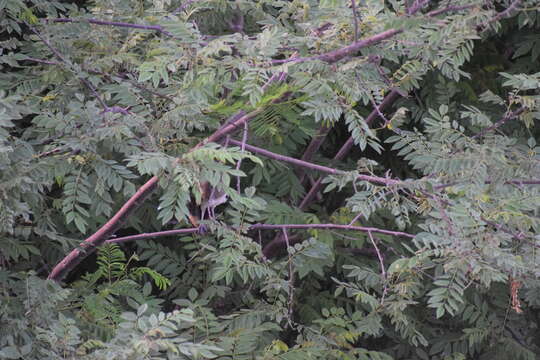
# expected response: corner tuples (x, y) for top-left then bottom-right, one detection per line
(1, 0), (540, 358)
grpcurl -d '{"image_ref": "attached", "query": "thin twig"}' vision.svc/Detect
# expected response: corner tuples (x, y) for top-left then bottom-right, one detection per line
(81, 78), (109, 110)
(22, 57), (60, 65)
(23, 58), (172, 100)
(367, 231), (387, 304)
(477, 0), (523, 32)
(271, 29), (403, 65)
(298, 89), (402, 210)
(297, 125), (331, 186)
(489, 0), (522, 23)
(481, 217), (526, 241)
(225, 139), (402, 186)
(434, 178), (540, 190)
(107, 228), (199, 243)
(48, 18), (172, 37)
(435, 196), (455, 236)
(426, 4), (476, 17)
(408, 0), (431, 15)
(172, 0), (200, 14)
(251, 223), (415, 238)
(350, 0), (360, 42)
(235, 122), (249, 192)
(30, 27), (110, 112)
(34, 148), (63, 158)
(105, 222), (415, 245)
(471, 107), (526, 139)
(348, 213), (363, 226)
(356, 73), (391, 125)
(283, 229), (295, 324)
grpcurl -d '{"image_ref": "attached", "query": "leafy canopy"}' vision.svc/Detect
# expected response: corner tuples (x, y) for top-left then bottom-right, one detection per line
(1, 0), (540, 359)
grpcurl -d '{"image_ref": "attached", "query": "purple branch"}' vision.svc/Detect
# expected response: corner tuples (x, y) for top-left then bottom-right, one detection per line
(261, 71), (287, 91)
(435, 178), (540, 191)
(104, 223), (414, 245)
(426, 4), (476, 17)
(271, 29), (403, 65)
(23, 58), (172, 100)
(477, 0), (523, 31)
(202, 94), (288, 147)
(297, 125), (331, 185)
(107, 228), (199, 244)
(30, 27), (111, 112)
(489, 0), (522, 23)
(226, 139), (402, 186)
(348, 212), (363, 226)
(49, 103), (278, 282)
(81, 78), (109, 110)
(30, 26), (70, 63)
(408, 0), (431, 15)
(251, 223), (415, 238)
(172, 0), (200, 14)
(23, 57), (60, 65)
(266, 3), (476, 67)
(481, 217), (526, 241)
(298, 89), (402, 210)
(435, 196), (454, 236)
(227, 139), (343, 175)
(471, 107), (527, 139)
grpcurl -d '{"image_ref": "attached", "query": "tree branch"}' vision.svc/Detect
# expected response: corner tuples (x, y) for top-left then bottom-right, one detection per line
(426, 4), (476, 17)
(408, 0), (431, 15)
(29, 26), (112, 113)
(48, 176), (160, 281)
(107, 228), (199, 244)
(435, 178), (540, 191)
(23, 58), (172, 100)
(367, 231), (388, 304)
(489, 0), (523, 23)
(48, 18), (172, 36)
(251, 223), (415, 238)
(477, 0), (523, 32)
(225, 139), (402, 186)
(350, 0), (360, 42)
(172, 0), (200, 14)
(261, 89), (400, 258)
(103, 223), (414, 245)
(297, 125), (331, 186)
(47, 105), (269, 282)
(298, 89), (402, 210)
(271, 29), (403, 65)
(267, 1), (478, 66)
(471, 107), (527, 139)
